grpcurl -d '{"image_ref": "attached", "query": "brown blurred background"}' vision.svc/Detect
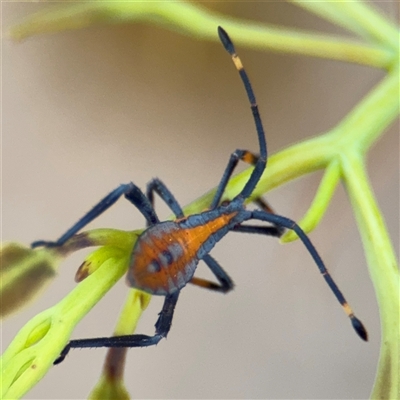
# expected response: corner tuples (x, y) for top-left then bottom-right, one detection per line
(2, 2), (398, 399)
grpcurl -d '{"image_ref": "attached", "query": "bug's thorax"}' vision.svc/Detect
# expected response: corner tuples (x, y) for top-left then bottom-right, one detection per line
(126, 208), (240, 296)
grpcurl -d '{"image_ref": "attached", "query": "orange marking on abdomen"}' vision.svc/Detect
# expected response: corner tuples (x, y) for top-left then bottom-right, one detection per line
(180, 211), (238, 258)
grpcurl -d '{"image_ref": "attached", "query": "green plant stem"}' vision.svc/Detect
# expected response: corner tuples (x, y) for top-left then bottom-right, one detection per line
(291, 0), (399, 49)
(341, 153), (399, 399)
(281, 160), (341, 243)
(330, 65), (400, 152)
(1, 246), (130, 399)
(88, 290), (151, 400)
(8, 2), (394, 69)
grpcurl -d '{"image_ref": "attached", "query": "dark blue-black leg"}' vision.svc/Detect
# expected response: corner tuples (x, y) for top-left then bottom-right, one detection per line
(216, 169), (284, 238)
(232, 225), (282, 237)
(211, 150), (260, 209)
(189, 254), (234, 293)
(54, 291), (180, 364)
(233, 197), (285, 238)
(31, 183), (159, 248)
(250, 210), (368, 341)
(210, 150), (270, 211)
(146, 178), (184, 219)
(210, 151), (280, 234)
(52, 180), (183, 364)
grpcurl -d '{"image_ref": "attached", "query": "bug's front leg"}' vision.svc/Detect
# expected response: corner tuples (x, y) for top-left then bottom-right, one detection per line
(31, 183), (159, 248)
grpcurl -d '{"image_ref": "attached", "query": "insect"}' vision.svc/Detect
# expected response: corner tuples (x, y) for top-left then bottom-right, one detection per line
(31, 27), (367, 365)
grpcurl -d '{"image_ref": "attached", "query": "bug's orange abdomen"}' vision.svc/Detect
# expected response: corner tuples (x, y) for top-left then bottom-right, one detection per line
(127, 211), (238, 295)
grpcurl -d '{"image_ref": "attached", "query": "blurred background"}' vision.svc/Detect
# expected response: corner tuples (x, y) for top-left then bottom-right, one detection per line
(3, 2), (398, 399)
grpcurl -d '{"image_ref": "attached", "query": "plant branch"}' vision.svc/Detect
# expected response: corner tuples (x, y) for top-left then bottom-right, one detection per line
(291, 0), (399, 49)
(341, 153), (399, 399)
(8, 2), (394, 69)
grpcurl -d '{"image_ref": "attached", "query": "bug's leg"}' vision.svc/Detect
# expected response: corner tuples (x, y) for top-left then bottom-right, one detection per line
(54, 291), (179, 365)
(146, 178), (184, 219)
(233, 196), (285, 238)
(210, 149), (282, 234)
(211, 150), (261, 209)
(32, 183), (159, 248)
(218, 159), (284, 238)
(189, 254), (234, 293)
(253, 197), (278, 216)
(231, 224), (283, 238)
(250, 209), (368, 341)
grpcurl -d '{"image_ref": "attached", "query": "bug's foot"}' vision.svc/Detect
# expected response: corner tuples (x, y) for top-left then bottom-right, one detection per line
(53, 343), (71, 365)
(31, 240), (59, 249)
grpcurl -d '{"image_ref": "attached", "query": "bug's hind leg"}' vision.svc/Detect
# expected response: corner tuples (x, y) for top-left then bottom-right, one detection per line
(54, 291), (180, 364)
(31, 183), (159, 248)
(189, 254), (234, 293)
(233, 196), (285, 238)
(146, 178), (184, 219)
(232, 224), (283, 238)
(250, 209), (368, 341)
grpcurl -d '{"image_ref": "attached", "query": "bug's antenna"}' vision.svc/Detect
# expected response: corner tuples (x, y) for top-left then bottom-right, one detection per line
(218, 26), (267, 201)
